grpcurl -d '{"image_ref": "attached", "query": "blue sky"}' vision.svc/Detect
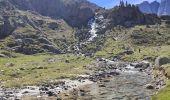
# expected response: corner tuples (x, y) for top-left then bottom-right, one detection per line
(88, 0), (160, 9)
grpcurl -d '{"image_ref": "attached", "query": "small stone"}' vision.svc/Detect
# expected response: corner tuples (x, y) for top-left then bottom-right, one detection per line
(99, 84), (106, 87)
(5, 63), (15, 67)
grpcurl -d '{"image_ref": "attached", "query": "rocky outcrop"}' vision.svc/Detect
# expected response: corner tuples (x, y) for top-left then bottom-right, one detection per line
(0, 16), (16, 38)
(8, 0), (99, 27)
(158, 0), (170, 16)
(155, 56), (170, 67)
(0, 0), (17, 38)
(0, 1), (72, 54)
(103, 5), (160, 27)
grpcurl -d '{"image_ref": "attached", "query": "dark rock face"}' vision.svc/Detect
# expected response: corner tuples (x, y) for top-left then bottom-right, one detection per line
(150, 1), (160, 14)
(12, 35), (61, 55)
(103, 6), (160, 27)
(0, 0), (17, 38)
(137, 1), (160, 14)
(138, 1), (152, 14)
(0, 16), (16, 38)
(158, 0), (170, 16)
(8, 0), (99, 27)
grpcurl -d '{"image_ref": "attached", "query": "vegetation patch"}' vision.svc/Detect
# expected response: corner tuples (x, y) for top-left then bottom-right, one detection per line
(0, 53), (94, 87)
(152, 80), (170, 100)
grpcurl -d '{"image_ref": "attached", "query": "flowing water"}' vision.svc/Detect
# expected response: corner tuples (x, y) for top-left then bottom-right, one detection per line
(74, 15), (104, 53)
(87, 17), (98, 42)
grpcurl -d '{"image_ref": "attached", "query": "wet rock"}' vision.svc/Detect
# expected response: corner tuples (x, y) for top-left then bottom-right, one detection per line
(155, 56), (170, 67)
(46, 91), (55, 96)
(134, 61), (150, 69)
(145, 84), (154, 89)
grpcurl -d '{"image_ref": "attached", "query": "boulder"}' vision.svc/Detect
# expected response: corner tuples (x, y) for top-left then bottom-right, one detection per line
(0, 53), (6, 58)
(48, 22), (58, 30)
(155, 56), (170, 67)
(134, 61), (151, 69)
(145, 84), (154, 89)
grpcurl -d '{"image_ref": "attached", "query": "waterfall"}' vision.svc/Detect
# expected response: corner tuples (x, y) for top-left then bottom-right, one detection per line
(87, 15), (104, 42)
(73, 15), (105, 54)
(87, 18), (98, 41)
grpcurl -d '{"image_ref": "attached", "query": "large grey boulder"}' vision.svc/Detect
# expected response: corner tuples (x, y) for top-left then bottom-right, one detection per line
(155, 56), (170, 67)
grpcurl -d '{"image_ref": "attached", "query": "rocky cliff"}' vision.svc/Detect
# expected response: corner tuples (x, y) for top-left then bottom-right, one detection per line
(8, 0), (99, 27)
(103, 5), (160, 27)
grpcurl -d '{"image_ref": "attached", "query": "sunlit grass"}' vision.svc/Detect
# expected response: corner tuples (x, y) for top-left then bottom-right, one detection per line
(0, 53), (94, 87)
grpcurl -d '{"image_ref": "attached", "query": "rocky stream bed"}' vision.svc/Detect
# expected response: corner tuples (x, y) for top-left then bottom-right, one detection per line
(0, 59), (165, 100)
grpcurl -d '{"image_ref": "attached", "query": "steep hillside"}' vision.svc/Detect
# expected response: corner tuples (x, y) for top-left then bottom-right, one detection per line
(8, 0), (99, 27)
(0, 0), (75, 55)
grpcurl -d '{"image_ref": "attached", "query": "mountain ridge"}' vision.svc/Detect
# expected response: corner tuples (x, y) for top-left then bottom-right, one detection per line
(7, 0), (100, 27)
(138, 0), (170, 16)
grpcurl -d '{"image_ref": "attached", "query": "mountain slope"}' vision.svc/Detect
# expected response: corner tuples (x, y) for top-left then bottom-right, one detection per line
(0, 0), (75, 54)
(138, 1), (152, 14)
(8, 0), (99, 27)
(137, 1), (160, 14)
(158, 0), (170, 16)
